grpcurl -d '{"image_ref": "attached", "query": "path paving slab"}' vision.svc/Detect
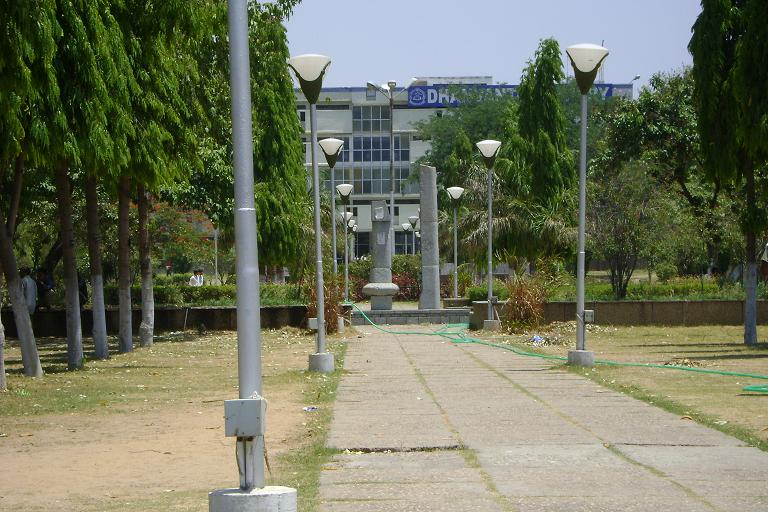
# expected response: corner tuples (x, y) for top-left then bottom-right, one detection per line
(321, 326), (768, 512)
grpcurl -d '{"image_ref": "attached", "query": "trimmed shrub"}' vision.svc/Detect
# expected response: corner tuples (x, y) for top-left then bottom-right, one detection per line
(466, 281), (510, 302)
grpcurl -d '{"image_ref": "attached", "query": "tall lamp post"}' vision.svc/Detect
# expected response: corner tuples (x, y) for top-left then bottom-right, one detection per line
(288, 54), (335, 373)
(407, 215), (419, 255)
(319, 138), (344, 275)
(210, 1), (295, 509)
(352, 224), (358, 259)
(566, 43), (608, 367)
(401, 222), (412, 254)
(337, 184), (353, 301)
(476, 140), (502, 329)
(446, 186), (465, 299)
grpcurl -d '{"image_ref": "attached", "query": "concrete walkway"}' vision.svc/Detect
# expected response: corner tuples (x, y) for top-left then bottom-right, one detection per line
(320, 326), (768, 512)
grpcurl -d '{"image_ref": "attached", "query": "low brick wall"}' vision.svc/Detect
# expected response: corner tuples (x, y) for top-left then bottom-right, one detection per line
(352, 308), (471, 326)
(1, 305), (309, 339)
(470, 300), (768, 329)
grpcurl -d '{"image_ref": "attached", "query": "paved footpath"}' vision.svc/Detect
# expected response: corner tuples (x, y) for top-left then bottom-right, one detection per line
(320, 326), (768, 512)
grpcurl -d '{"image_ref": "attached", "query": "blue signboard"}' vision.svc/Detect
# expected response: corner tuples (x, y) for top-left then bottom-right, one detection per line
(407, 83), (626, 108)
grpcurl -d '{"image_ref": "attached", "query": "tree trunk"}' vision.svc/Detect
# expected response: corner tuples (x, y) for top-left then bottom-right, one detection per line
(744, 161), (757, 346)
(0, 311), (6, 391)
(84, 175), (109, 359)
(42, 234), (63, 276)
(118, 176), (133, 353)
(138, 183), (154, 348)
(6, 155), (25, 239)
(0, 207), (41, 377)
(55, 164), (84, 370)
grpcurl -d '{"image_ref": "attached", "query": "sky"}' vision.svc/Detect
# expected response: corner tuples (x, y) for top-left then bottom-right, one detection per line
(285, 0), (702, 93)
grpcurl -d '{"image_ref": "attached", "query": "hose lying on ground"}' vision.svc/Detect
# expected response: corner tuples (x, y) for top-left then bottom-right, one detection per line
(344, 301), (768, 393)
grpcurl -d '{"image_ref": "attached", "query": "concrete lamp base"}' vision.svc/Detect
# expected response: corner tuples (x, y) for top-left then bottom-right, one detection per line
(209, 486), (297, 512)
(483, 319), (501, 331)
(308, 352), (335, 373)
(568, 350), (595, 367)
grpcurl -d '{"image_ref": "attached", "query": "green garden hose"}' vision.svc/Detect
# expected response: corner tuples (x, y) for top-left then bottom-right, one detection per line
(344, 302), (768, 393)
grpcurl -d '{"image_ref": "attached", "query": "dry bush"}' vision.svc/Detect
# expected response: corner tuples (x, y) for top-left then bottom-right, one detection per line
(501, 274), (546, 333)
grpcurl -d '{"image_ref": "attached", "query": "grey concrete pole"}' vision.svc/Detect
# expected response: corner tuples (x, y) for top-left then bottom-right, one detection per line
(412, 229), (416, 255)
(419, 165), (440, 309)
(487, 163), (494, 322)
(310, 103), (327, 354)
(388, 91), (396, 259)
(227, 0), (264, 489)
(576, 93), (587, 351)
(453, 204), (459, 299)
(331, 166), (337, 275)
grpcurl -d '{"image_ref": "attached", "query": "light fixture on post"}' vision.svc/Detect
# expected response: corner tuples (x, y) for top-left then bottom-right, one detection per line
(401, 222), (412, 254)
(319, 138), (344, 276)
(476, 140), (502, 330)
(336, 183), (353, 301)
(209, 1), (295, 509)
(566, 43), (608, 367)
(288, 53), (334, 374)
(408, 215), (419, 255)
(351, 224), (358, 259)
(446, 186), (465, 299)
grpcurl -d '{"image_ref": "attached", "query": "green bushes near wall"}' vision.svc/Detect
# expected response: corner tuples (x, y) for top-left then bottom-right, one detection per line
(102, 282), (303, 306)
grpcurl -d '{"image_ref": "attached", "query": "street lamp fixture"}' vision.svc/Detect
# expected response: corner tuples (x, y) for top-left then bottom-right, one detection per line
(476, 140), (501, 329)
(565, 43), (609, 367)
(289, 53), (334, 374)
(408, 214), (419, 255)
(319, 138), (344, 276)
(446, 186), (465, 299)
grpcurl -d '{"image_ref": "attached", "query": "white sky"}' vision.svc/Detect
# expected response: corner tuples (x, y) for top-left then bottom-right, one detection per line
(285, 0), (701, 93)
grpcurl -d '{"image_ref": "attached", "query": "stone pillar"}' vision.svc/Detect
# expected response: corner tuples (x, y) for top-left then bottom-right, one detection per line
(419, 165), (440, 309)
(362, 200), (399, 310)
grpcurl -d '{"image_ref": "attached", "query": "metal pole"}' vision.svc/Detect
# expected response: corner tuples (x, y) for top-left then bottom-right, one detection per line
(227, 0), (264, 490)
(310, 103), (327, 353)
(487, 163), (493, 322)
(331, 166), (337, 275)
(453, 204), (459, 298)
(389, 92), (395, 258)
(412, 229), (416, 255)
(576, 93), (587, 351)
(344, 205), (349, 301)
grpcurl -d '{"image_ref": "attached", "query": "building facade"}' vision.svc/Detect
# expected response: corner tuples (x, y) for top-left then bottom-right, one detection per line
(295, 77), (632, 258)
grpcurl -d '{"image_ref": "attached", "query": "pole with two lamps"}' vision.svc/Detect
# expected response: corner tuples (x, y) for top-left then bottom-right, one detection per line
(319, 138), (344, 276)
(336, 184), (354, 301)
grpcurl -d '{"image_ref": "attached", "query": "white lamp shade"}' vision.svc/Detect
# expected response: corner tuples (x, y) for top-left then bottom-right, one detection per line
(408, 215), (419, 226)
(348, 219), (356, 228)
(336, 183), (353, 198)
(476, 140), (501, 158)
(342, 211), (353, 222)
(566, 44), (609, 73)
(446, 186), (465, 200)
(352, 225), (358, 232)
(287, 54), (331, 82)
(319, 137), (344, 157)
(401, 223), (411, 231)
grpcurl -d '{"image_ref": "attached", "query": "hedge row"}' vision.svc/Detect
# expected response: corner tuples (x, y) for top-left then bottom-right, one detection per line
(102, 283), (302, 306)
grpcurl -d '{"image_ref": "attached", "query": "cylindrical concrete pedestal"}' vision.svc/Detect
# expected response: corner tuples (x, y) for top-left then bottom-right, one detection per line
(309, 352), (335, 373)
(419, 165), (440, 309)
(567, 350), (595, 367)
(209, 486), (297, 512)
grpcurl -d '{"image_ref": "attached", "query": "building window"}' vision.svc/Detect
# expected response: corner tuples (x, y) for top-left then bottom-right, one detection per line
(394, 231), (414, 255)
(353, 105), (391, 132)
(355, 231), (370, 256)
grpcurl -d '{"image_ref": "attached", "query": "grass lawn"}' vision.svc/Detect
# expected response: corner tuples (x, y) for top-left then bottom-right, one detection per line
(481, 323), (768, 450)
(0, 328), (345, 512)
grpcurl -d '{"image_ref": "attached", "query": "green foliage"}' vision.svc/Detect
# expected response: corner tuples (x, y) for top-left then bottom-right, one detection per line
(349, 257), (373, 280)
(466, 281), (510, 302)
(103, 282), (302, 306)
(515, 38), (574, 200)
(250, 5), (309, 268)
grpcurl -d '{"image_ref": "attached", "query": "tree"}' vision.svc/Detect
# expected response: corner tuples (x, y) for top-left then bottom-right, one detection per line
(689, 0), (768, 345)
(515, 38), (575, 201)
(249, 3), (309, 269)
(0, 0), (61, 377)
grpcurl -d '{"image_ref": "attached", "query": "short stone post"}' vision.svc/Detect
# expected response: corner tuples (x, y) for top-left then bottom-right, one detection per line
(419, 165), (440, 309)
(362, 200), (399, 309)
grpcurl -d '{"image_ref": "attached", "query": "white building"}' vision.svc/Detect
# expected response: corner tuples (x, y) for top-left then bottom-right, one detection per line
(295, 77), (632, 257)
